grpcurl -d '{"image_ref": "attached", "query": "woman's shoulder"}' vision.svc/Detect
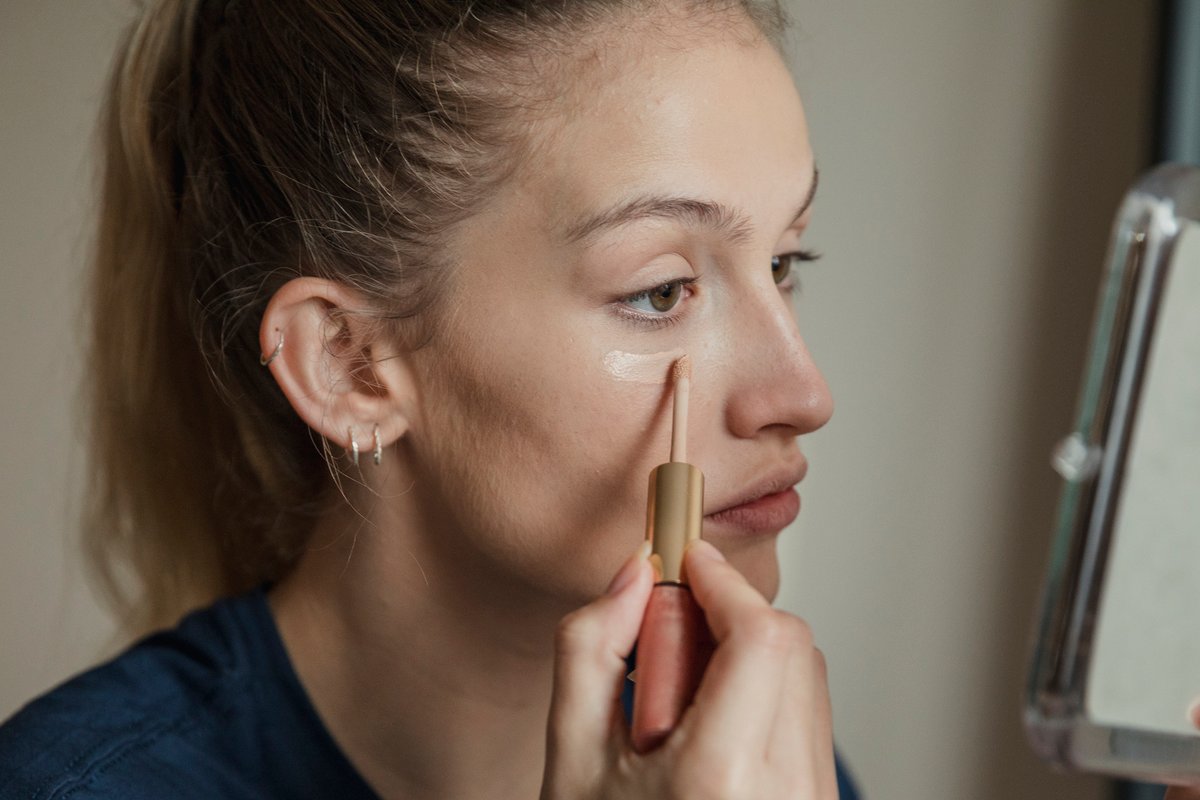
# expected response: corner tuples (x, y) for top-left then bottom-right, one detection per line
(0, 590), (278, 799)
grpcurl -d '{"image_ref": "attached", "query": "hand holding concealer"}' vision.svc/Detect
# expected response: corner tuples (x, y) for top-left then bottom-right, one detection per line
(541, 356), (839, 798)
(542, 542), (840, 798)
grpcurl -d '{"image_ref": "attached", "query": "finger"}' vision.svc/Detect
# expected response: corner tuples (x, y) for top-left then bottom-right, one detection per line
(809, 647), (838, 798)
(683, 540), (775, 641)
(764, 639), (814, 789)
(545, 542), (653, 790)
(763, 637), (835, 798)
(680, 539), (801, 755)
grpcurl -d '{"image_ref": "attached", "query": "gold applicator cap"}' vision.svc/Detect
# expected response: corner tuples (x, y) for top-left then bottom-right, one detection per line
(646, 461), (704, 584)
(645, 355), (704, 584)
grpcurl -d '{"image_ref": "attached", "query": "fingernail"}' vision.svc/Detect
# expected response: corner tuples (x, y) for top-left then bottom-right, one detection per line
(606, 540), (651, 595)
(686, 538), (725, 562)
(1188, 698), (1200, 730)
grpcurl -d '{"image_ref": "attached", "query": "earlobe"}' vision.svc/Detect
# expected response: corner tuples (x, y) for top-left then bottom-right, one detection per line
(258, 277), (414, 455)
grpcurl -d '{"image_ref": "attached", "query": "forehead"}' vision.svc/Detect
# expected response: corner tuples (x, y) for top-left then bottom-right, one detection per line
(516, 23), (813, 237)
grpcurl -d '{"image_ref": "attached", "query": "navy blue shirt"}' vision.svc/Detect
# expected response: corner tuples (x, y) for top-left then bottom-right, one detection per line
(0, 588), (861, 798)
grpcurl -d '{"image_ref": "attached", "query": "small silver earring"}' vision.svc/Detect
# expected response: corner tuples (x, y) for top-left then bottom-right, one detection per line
(347, 426), (359, 466)
(372, 423), (383, 465)
(259, 330), (283, 366)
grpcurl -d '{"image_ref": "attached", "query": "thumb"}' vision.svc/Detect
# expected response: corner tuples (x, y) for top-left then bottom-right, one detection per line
(545, 541), (653, 789)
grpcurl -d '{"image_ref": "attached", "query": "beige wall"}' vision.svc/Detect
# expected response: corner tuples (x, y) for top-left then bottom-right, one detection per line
(776, 2), (1153, 798)
(0, 0), (129, 716)
(0, 2), (1153, 798)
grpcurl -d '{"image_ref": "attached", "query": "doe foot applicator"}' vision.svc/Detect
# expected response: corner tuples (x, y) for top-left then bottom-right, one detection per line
(630, 355), (716, 754)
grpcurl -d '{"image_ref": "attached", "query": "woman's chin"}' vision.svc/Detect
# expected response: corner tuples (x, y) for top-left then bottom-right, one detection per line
(722, 540), (781, 603)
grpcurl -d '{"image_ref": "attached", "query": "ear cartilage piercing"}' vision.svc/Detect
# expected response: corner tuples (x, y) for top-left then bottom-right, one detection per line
(259, 330), (284, 366)
(372, 424), (383, 465)
(348, 426), (359, 467)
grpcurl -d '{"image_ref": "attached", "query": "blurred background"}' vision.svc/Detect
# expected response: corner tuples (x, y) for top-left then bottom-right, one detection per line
(0, 1), (1187, 798)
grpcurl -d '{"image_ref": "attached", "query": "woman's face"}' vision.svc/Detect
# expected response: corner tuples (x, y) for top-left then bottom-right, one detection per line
(406, 17), (832, 607)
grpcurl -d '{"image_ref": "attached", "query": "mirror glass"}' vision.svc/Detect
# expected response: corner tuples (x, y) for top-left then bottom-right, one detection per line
(1086, 218), (1200, 736)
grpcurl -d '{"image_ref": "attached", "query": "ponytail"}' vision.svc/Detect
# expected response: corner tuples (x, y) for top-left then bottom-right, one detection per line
(84, 0), (308, 635)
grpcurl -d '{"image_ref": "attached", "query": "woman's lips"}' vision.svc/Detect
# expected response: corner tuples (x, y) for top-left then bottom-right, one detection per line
(704, 487), (800, 534)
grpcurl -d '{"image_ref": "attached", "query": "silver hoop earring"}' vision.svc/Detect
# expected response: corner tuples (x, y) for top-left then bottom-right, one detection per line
(259, 330), (283, 366)
(372, 423), (383, 465)
(347, 426), (359, 467)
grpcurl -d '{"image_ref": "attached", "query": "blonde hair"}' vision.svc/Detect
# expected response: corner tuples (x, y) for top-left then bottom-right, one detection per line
(84, 0), (787, 636)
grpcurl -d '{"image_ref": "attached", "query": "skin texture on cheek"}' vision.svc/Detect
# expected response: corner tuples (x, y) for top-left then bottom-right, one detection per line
(408, 281), (682, 606)
(601, 348), (686, 383)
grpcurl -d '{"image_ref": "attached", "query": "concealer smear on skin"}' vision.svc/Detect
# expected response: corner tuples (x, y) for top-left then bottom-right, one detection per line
(602, 349), (686, 384)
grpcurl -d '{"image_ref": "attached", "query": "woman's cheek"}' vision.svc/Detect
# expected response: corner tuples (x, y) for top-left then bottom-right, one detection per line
(600, 348), (688, 384)
(735, 548), (782, 602)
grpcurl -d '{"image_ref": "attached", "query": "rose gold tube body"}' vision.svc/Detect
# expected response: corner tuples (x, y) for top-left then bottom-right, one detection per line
(630, 459), (712, 753)
(631, 581), (714, 753)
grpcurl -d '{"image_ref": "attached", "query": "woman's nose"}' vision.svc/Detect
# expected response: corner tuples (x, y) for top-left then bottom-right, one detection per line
(721, 282), (834, 441)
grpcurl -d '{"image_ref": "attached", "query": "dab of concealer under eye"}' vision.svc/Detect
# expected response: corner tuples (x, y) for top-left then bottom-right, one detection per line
(602, 350), (686, 383)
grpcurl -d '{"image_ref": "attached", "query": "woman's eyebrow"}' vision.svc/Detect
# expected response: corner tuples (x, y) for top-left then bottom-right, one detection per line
(562, 195), (754, 245)
(561, 165), (819, 246)
(792, 166), (819, 225)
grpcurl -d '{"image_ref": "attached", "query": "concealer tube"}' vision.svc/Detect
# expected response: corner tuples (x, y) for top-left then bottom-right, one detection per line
(630, 357), (715, 754)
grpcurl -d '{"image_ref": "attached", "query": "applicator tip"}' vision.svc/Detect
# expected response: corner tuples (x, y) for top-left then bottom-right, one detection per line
(672, 355), (691, 383)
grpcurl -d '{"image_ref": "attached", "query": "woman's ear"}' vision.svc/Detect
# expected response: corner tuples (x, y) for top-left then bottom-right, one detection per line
(258, 276), (415, 457)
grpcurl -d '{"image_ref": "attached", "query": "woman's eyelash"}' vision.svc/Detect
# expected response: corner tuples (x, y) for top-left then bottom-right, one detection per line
(776, 249), (822, 271)
(616, 276), (700, 329)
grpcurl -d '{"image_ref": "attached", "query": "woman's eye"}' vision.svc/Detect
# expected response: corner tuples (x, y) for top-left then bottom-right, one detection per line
(771, 249), (821, 288)
(619, 277), (698, 328)
(623, 279), (692, 314)
(650, 281), (682, 311)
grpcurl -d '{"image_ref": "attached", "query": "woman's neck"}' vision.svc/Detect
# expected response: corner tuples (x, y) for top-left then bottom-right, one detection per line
(269, 485), (572, 800)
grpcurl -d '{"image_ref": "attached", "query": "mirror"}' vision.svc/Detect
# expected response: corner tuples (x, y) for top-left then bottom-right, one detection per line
(1025, 162), (1200, 785)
